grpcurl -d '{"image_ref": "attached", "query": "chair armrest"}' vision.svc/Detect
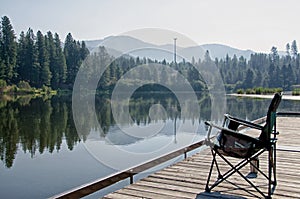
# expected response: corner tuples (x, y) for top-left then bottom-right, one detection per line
(205, 121), (219, 146)
(205, 121), (239, 145)
(225, 114), (264, 130)
(205, 121), (261, 147)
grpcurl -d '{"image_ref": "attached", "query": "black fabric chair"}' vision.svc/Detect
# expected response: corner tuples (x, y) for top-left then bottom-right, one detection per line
(205, 92), (282, 199)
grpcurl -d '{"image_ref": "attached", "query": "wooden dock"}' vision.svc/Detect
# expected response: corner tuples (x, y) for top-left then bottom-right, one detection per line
(103, 116), (300, 199)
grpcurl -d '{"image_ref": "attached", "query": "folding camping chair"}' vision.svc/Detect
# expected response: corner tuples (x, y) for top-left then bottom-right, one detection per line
(205, 92), (282, 199)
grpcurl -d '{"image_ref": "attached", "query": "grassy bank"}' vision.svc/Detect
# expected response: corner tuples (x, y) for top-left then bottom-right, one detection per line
(236, 87), (283, 95)
(0, 80), (57, 95)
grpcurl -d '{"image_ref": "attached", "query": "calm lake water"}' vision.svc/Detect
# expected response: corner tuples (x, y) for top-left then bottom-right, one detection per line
(0, 92), (299, 199)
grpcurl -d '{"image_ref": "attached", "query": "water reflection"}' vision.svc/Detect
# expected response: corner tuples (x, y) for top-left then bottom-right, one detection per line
(0, 95), (78, 168)
(0, 93), (299, 168)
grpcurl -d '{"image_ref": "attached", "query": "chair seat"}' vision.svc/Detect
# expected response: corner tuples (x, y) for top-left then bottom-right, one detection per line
(214, 129), (264, 158)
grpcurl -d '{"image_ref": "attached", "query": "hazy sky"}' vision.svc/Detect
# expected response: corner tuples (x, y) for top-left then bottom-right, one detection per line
(0, 0), (299, 52)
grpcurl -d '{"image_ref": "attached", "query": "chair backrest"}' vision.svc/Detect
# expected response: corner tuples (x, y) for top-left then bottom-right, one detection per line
(259, 92), (282, 143)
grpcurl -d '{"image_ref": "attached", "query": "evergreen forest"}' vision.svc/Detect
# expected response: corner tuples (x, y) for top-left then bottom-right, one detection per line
(1, 15), (300, 93)
(0, 16), (89, 91)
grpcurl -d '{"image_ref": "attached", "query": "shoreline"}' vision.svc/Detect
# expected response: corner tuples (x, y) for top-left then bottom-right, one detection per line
(228, 93), (300, 101)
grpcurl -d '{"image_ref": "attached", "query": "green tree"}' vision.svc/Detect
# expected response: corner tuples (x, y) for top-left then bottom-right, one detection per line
(282, 64), (294, 90)
(237, 56), (247, 82)
(27, 29), (40, 87)
(64, 33), (79, 86)
(0, 16), (17, 82)
(191, 56), (196, 65)
(36, 31), (51, 86)
(204, 50), (211, 62)
(242, 69), (254, 88)
(291, 40), (298, 58)
(45, 31), (58, 88)
(87, 46), (112, 90)
(268, 47), (280, 87)
(54, 33), (66, 88)
(45, 32), (66, 89)
(16, 31), (26, 83)
(80, 41), (89, 60)
(286, 43), (290, 56)
(17, 28), (40, 87)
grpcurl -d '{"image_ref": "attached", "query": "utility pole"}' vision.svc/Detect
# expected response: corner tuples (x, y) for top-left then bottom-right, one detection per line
(174, 38), (177, 64)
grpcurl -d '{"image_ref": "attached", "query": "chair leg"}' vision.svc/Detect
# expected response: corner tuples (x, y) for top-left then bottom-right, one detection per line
(268, 146), (277, 198)
(268, 148), (273, 198)
(206, 150), (253, 193)
(217, 151), (268, 198)
(206, 149), (272, 198)
(205, 150), (217, 192)
(273, 145), (277, 185)
(206, 149), (226, 192)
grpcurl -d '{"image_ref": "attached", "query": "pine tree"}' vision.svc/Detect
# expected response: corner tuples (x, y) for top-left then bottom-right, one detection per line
(284, 43), (291, 65)
(237, 56), (247, 82)
(191, 56), (196, 65)
(17, 28), (39, 86)
(36, 31), (51, 87)
(27, 29), (40, 87)
(80, 41), (89, 60)
(46, 31), (57, 88)
(242, 69), (254, 88)
(16, 31), (26, 83)
(291, 40), (298, 58)
(0, 27), (4, 80)
(270, 46), (279, 63)
(295, 54), (300, 84)
(29, 29), (39, 87)
(64, 33), (89, 87)
(0, 16), (17, 82)
(64, 33), (78, 86)
(286, 43), (290, 56)
(54, 33), (66, 88)
(204, 50), (211, 62)
(254, 72), (263, 87)
(0, 20), (3, 79)
(282, 64), (294, 90)
(45, 32), (66, 89)
(268, 47), (279, 87)
(97, 46), (112, 89)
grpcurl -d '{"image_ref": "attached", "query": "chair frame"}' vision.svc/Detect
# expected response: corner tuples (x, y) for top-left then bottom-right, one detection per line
(205, 93), (281, 199)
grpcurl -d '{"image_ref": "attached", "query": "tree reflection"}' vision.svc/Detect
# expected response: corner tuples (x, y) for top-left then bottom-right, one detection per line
(0, 93), (294, 168)
(0, 95), (78, 168)
(0, 106), (19, 168)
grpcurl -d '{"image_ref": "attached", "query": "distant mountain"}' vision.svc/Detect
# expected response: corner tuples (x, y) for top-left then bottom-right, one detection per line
(201, 44), (254, 60)
(85, 35), (155, 52)
(84, 36), (256, 61)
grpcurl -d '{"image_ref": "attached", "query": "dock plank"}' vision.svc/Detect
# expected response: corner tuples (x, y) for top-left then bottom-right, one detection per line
(102, 117), (300, 199)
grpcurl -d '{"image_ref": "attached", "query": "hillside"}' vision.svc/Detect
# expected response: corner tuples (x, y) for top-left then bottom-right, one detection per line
(85, 36), (255, 61)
